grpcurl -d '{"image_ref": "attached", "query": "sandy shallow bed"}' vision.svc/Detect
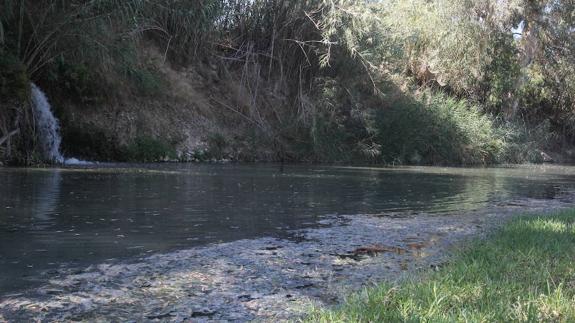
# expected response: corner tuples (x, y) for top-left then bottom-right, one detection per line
(1, 196), (573, 322)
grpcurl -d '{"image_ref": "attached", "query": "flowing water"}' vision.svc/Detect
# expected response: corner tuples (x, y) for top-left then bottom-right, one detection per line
(30, 83), (90, 165)
(30, 84), (64, 164)
(1, 163), (575, 294)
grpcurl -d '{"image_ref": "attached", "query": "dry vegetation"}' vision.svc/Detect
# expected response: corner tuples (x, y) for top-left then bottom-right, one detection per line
(0, 0), (574, 164)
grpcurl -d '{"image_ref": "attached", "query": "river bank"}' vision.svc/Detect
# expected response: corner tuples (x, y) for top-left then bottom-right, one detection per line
(309, 208), (575, 322)
(1, 195), (573, 322)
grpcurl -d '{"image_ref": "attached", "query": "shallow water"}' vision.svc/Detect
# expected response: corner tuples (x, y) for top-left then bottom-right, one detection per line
(1, 163), (575, 294)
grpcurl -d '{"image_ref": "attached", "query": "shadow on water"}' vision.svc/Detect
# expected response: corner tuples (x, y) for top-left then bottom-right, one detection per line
(0, 164), (574, 294)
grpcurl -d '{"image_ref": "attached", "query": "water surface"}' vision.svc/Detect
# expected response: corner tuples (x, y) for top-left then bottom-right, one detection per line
(1, 164), (575, 294)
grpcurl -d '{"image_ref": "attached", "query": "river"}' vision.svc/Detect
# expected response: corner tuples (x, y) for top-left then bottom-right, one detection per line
(1, 163), (574, 295)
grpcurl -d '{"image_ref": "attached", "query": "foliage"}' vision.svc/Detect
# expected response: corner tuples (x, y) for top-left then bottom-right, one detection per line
(205, 133), (229, 161)
(1, 0), (574, 164)
(376, 92), (504, 165)
(0, 49), (35, 164)
(495, 120), (555, 164)
(0, 51), (29, 102)
(308, 209), (575, 322)
(125, 136), (176, 162)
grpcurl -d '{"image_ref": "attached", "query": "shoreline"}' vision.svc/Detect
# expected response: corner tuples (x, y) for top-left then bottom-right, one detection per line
(1, 197), (574, 322)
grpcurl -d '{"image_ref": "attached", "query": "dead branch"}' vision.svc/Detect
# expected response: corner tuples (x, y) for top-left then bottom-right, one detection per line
(0, 128), (20, 146)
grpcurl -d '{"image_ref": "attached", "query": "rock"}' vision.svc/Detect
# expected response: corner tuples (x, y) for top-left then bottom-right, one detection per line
(540, 151), (554, 163)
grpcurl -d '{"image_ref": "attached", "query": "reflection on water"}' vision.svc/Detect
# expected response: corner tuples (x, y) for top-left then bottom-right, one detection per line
(1, 164), (574, 294)
(34, 170), (61, 226)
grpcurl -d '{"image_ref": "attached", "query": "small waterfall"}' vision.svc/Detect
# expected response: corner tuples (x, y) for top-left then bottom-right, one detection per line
(30, 83), (91, 165)
(31, 83), (64, 163)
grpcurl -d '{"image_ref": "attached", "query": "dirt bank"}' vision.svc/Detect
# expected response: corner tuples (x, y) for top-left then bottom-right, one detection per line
(1, 196), (573, 322)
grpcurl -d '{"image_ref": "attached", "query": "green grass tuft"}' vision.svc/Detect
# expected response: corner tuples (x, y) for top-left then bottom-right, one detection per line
(308, 210), (575, 322)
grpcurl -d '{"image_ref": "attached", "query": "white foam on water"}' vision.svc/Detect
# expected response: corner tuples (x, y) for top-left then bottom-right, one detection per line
(64, 158), (94, 166)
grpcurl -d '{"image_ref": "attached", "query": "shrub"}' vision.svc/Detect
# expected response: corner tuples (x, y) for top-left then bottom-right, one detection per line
(206, 133), (229, 160)
(375, 92), (504, 165)
(495, 120), (555, 164)
(0, 51), (29, 103)
(44, 58), (104, 103)
(125, 136), (176, 162)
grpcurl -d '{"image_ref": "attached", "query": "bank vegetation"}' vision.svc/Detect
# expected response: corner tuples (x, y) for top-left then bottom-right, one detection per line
(0, 0), (574, 164)
(309, 209), (575, 322)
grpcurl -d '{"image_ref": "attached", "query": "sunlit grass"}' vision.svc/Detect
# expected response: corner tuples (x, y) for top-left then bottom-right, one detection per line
(308, 210), (575, 322)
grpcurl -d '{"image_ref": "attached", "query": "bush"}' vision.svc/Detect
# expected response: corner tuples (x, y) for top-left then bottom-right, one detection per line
(126, 66), (165, 95)
(0, 51), (29, 103)
(205, 132), (229, 160)
(375, 92), (504, 165)
(44, 58), (105, 103)
(309, 115), (355, 162)
(125, 136), (176, 162)
(495, 120), (555, 164)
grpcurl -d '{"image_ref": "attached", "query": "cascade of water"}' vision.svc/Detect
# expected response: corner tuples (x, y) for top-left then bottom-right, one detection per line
(30, 83), (91, 165)
(31, 83), (64, 163)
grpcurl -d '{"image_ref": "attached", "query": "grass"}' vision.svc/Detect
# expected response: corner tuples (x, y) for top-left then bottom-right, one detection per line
(308, 210), (575, 322)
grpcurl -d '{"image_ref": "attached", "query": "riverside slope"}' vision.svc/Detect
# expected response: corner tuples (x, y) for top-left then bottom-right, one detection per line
(1, 196), (574, 322)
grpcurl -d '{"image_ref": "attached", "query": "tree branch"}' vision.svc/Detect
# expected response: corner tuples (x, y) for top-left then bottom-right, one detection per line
(0, 129), (20, 147)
